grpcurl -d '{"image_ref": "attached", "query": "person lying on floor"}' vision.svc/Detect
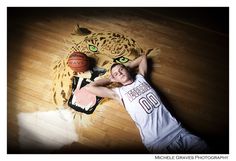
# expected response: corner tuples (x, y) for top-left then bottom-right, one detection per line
(85, 54), (208, 154)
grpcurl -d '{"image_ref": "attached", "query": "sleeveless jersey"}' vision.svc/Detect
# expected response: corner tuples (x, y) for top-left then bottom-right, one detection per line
(113, 74), (183, 149)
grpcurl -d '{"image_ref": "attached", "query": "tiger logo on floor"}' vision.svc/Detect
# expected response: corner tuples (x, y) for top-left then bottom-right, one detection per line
(51, 24), (160, 118)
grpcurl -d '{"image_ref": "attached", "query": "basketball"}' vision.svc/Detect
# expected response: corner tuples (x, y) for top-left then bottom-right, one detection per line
(67, 52), (90, 72)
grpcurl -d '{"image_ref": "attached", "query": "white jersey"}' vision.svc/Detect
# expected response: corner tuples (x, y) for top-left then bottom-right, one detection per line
(114, 74), (183, 150)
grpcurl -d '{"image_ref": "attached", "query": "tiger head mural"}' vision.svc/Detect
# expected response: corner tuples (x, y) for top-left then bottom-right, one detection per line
(52, 24), (160, 114)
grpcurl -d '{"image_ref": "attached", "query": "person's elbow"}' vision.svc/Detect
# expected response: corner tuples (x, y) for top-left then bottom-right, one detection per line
(84, 83), (95, 92)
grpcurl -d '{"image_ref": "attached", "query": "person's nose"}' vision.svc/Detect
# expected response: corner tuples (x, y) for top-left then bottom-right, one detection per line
(118, 71), (123, 76)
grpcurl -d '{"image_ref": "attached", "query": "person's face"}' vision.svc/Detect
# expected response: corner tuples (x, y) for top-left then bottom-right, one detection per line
(111, 65), (132, 84)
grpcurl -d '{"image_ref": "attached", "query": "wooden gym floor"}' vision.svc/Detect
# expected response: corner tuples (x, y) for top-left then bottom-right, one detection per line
(7, 7), (229, 154)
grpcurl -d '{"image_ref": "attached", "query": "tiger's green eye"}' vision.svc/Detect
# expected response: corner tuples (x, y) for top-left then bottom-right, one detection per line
(88, 45), (98, 52)
(114, 56), (129, 63)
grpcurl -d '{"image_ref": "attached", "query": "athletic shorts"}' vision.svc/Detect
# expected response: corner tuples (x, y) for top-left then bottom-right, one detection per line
(147, 129), (209, 154)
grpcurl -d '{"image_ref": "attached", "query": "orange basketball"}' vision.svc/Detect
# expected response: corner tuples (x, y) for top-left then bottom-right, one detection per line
(67, 52), (90, 72)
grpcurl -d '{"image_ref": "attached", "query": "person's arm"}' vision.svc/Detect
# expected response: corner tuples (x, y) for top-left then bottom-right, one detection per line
(84, 78), (119, 100)
(125, 54), (148, 77)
